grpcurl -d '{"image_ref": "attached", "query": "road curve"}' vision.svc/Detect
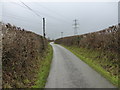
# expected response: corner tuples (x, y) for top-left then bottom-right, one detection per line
(45, 42), (115, 88)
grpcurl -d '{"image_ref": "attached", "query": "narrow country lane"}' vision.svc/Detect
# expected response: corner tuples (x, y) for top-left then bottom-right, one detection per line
(45, 42), (116, 88)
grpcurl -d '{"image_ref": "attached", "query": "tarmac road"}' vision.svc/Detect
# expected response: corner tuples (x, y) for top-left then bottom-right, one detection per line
(45, 42), (116, 88)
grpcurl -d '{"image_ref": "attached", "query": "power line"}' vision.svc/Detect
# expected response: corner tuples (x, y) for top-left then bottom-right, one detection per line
(5, 1), (73, 38)
(37, 4), (71, 20)
(19, 0), (42, 18)
(10, 1), (71, 24)
(10, 2), (27, 9)
(3, 15), (40, 29)
(35, 4), (71, 24)
(35, 10), (70, 24)
(3, 13), (40, 24)
(16, 0), (68, 23)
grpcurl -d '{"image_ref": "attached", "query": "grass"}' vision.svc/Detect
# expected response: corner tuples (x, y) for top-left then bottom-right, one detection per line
(62, 45), (119, 87)
(32, 44), (53, 88)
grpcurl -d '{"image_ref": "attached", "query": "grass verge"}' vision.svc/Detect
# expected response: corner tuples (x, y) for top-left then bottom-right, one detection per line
(62, 45), (118, 87)
(32, 44), (53, 88)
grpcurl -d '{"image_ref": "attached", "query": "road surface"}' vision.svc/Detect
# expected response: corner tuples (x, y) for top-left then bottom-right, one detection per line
(45, 42), (115, 88)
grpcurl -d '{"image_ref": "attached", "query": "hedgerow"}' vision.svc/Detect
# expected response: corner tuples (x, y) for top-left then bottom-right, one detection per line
(55, 24), (119, 81)
(2, 23), (48, 88)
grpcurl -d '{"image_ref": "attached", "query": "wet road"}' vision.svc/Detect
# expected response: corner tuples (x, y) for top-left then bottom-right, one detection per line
(45, 43), (115, 88)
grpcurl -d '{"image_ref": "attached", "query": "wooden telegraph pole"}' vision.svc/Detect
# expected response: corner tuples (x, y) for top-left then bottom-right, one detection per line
(42, 18), (46, 50)
(43, 18), (46, 38)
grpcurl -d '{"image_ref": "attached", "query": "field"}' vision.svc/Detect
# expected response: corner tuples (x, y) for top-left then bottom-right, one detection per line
(2, 23), (52, 88)
(55, 24), (120, 87)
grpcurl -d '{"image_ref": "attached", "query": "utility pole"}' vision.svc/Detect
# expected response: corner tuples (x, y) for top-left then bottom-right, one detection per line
(42, 18), (46, 50)
(43, 18), (46, 38)
(73, 19), (79, 35)
(61, 32), (63, 38)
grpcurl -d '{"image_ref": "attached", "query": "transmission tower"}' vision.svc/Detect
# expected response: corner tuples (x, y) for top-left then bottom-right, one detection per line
(61, 32), (63, 38)
(73, 19), (79, 35)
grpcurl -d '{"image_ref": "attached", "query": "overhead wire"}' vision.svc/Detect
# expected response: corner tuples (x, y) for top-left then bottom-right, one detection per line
(9, 1), (71, 24)
(5, 2), (42, 28)
(32, 4), (71, 24)
(18, 0), (71, 24)
(19, 0), (42, 18)
(4, 16), (40, 30)
(3, 15), (39, 26)
(4, 0), (72, 30)
(9, 2), (27, 9)
(4, 14), (39, 24)
(37, 4), (71, 20)
(35, 10), (71, 24)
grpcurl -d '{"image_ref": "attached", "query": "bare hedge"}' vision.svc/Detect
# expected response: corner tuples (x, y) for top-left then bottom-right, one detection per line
(2, 23), (48, 88)
(55, 24), (119, 53)
(55, 24), (120, 77)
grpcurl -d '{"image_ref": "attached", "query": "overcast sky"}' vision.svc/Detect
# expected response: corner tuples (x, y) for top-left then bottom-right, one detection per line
(2, 0), (118, 39)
